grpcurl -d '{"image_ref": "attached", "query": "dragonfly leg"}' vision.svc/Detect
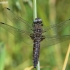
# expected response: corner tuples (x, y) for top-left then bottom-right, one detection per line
(41, 35), (45, 41)
(30, 33), (34, 40)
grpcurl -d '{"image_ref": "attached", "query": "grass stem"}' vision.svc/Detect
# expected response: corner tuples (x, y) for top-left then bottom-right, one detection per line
(62, 44), (70, 70)
(33, 0), (37, 19)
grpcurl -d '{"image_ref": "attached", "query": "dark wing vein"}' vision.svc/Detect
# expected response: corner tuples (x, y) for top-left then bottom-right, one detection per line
(0, 22), (33, 44)
(3, 8), (32, 30)
(41, 35), (70, 48)
(0, 22), (30, 35)
(44, 19), (70, 36)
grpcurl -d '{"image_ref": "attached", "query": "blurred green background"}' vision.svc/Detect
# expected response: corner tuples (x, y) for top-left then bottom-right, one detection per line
(0, 0), (70, 70)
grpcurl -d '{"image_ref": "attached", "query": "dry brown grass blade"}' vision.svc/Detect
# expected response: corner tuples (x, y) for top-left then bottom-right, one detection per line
(62, 43), (70, 70)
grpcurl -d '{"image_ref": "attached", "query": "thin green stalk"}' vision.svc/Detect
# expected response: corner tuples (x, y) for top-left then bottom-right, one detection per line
(33, 0), (40, 70)
(37, 61), (40, 70)
(33, 0), (37, 19)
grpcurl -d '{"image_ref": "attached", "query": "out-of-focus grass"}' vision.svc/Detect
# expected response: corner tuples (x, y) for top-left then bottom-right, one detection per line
(0, 0), (70, 70)
(0, 42), (6, 70)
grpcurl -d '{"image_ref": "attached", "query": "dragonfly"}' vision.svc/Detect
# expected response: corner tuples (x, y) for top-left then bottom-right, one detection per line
(0, 8), (70, 68)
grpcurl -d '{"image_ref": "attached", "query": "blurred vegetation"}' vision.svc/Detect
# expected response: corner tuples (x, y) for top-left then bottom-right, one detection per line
(0, 0), (70, 70)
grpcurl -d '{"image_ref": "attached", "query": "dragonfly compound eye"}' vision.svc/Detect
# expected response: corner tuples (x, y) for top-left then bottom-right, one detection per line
(33, 18), (42, 24)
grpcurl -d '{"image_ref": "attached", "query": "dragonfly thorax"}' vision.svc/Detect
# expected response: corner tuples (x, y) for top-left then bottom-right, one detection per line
(30, 18), (45, 42)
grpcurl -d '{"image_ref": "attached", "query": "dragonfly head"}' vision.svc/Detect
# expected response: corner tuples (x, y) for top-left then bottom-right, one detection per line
(33, 18), (42, 24)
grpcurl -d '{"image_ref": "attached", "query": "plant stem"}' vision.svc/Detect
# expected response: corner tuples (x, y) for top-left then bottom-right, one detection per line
(33, 0), (37, 19)
(37, 61), (40, 70)
(33, 0), (40, 70)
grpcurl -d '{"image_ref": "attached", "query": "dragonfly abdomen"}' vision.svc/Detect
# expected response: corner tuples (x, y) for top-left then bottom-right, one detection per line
(33, 41), (40, 68)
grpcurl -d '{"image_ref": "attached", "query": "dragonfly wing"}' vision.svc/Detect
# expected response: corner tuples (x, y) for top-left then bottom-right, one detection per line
(41, 35), (70, 48)
(0, 22), (33, 45)
(43, 19), (70, 36)
(3, 8), (32, 33)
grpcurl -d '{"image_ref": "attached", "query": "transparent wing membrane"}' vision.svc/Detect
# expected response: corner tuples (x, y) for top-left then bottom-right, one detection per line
(2, 8), (33, 44)
(0, 22), (33, 45)
(3, 8), (32, 32)
(41, 35), (70, 48)
(0, 22), (31, 35)
(43, 19), (70, 36)
(41, 19), (70, 48)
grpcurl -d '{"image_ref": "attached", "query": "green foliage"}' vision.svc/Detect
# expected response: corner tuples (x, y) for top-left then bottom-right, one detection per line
(0, 42), (6, 70)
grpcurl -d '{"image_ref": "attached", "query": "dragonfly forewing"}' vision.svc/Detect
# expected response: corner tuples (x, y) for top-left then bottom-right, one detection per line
(43, 19), (70, 36)
(3, 8), (32, 33)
